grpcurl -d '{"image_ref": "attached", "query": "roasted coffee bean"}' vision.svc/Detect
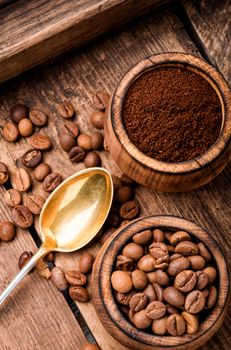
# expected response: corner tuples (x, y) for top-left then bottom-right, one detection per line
(133, 230), (152, 245)
(195, 271), (209, 290)
(175, 241), (198, 256)
(138, 254), (155, 272)
(13, 168), (31, 192)
(146, 301), (166, 320)
(166, 314), (186, 335)
(166, 304), (180, 314)
(79, 253), (94, 274)
(10, 104), (29, 123)
(90, 111), (105, 129)
(12, 205), (33, 228)
(69, 146), (86, 162)
(131, 269), (148, 290)
(59, 132), (76, 152)
(18, 118), (33, 137)
(22, 149), (42, 168)
(18, 251), (33, 270)
(80, 343), (101, 350)
(153, 229), (165, 242)
(2, 122), (19, 142)
(153, 283), (164, 302)
(30, 134), (52, 150)
(91, 132), (104, 150)
(4, 189), (21, 207)
(36, 259), (51, 280)
(114, 186), (134, 204)
(115, 291), (135, 305)
(33, 162), (51, 182)
(106, 212), (120, 227)
(203, 266), (217, 284)
(182, 311), (199, 334)
(84, 151), (101, 168)
(111, 271), (133, 293)
(119, 201), (139, 220)
(155, 270), (170, 286)
(69, 286), (90, 302)
(43, 172), (62, 192)
(129, 292), (148, 312)
(169, 253), (182, 262)
(65, 270), (87, 286)
(206, 286), (217, 309)
(154, 255), (169, 270)
(149, 242), (168, 260)
(133, 309), (152, 329)
(170, 231), (191, 246)
(51, 267), (68, 291)
(62, 120), (79, 137)
(187, 255), (206, 270)
(198, 242), (212, 262)
(174, 270), (197, 292)
(116, 255), (133, 271)
(146, 271), (156, 283)
(185, 290), (205, 313)
(201, 288), (209, 298)
(58, 101), (74, 118)
(143, 284), (156, 302)
(27, 194), (45, 215)
(122, 243), (144, 261)
(163, 287), (185, 307)
(152, 316), (168, 335)
(92, 90), (109, 111)
(165, 232), (173, 243)
(77, 134), (92, 150)
(0, 162), (9, 184)
(0, 221), (16, 241)
(167, 256), (190, 276)
(29, 109), (47, 126)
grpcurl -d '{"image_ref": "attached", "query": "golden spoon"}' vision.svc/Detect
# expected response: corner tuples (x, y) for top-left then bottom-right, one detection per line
(0, 167), (113, 305)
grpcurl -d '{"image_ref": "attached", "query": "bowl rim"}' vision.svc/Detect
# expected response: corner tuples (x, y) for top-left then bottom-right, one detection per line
(110, 52), (231, 175)
(96, 215), (230, 348)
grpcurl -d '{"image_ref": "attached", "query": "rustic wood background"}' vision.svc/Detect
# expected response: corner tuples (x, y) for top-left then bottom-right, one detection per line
(0, 0), (230, 349)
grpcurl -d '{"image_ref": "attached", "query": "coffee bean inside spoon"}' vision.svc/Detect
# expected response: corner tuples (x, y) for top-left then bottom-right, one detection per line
(0, 167), (113, 305)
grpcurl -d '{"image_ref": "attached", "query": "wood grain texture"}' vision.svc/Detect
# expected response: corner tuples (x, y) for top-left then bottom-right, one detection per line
(0, 189), (86, 350)
(181, 0), (231, 84)
(0, 3), (230, 350)
(0, 0), (169, 83)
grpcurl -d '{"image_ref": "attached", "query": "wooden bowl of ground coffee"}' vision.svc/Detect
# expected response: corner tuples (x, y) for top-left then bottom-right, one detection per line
(105, 53), (231, 192)
(92, 215), (229, 350)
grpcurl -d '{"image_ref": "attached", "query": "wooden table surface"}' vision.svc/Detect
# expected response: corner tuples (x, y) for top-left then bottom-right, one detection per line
(0, 0), (230, 349)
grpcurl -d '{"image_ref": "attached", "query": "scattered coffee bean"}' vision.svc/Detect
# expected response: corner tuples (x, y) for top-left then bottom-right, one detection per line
(163, 287), (185, 307)
(13, 168), (31, 192)
(0, 221), (16, 241)
(166, 314), (186, 335)
(2, 122), (19, 142)
(0, 162), (9, 185)
(90, 111), (105, 129)
(69, 286), (90, 302)
(29, 109), (47, 126)
(77, 134), (92, 150)
(174, 270), (197, 292)
(153, 229), (165, 242)
(92, 90), (109, 111)
(33, 162), (51, 182)
(18, 118), (33, 137)
(18, 251), (33, 270)
(51, 266), (68, 291)
(182, 311), (199, 334)
(91, 132), (104, 150)
(129, 292), (148, 312)
(10, 104), (29, 123)
(59, 132), (76, 152)
(12, 205), (33, 228)
(152, 316), (168, 335)
(203, 266), (217, 284)
(22, 149), (42, 168)
(43, 172), (62, 192)
(27, 194), (45, 215)
(4, 188), (22, 207)
(111, 271), (133, 293)
(30, 134), (52, 150)
(65, 270), (87, 286)
(62, 120), (79, 137)
(79, 253), (94, 274)
(185, 290), (205, 313)
(69, 146), (86, 162)
(131, 269), (148, 290)
(80, 343), (101, 350)
(58, 101), (75, 118)
(133, 230), (152, 245)
(133, 309), (152, 329)
(119, 201), (140, 220)
(84, 151), (101, 168)
(175, 241), (198, 256)
(114, 186), (134, 204)
(122, 243), (144, 261)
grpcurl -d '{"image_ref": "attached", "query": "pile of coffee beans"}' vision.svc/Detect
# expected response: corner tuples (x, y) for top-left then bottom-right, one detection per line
(111, 228), (218, 336)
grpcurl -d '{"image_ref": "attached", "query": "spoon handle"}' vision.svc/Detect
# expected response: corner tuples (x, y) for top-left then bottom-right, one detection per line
(0, 246), (48, 306)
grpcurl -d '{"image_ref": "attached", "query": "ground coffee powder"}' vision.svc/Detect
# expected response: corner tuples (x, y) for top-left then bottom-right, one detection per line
(122, 66), (222, 162)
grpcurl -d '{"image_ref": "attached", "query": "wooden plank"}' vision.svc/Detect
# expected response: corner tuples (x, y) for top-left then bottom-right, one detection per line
(181, 0), (231, 84)
(0, 4), (230, 350)
(0, 0), (170, 83)
(0, 189), (86, 350)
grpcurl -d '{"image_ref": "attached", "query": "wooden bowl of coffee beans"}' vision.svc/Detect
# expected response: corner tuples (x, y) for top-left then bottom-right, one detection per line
(92, 215), (229, 350)
(105, 52), (231, 192)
